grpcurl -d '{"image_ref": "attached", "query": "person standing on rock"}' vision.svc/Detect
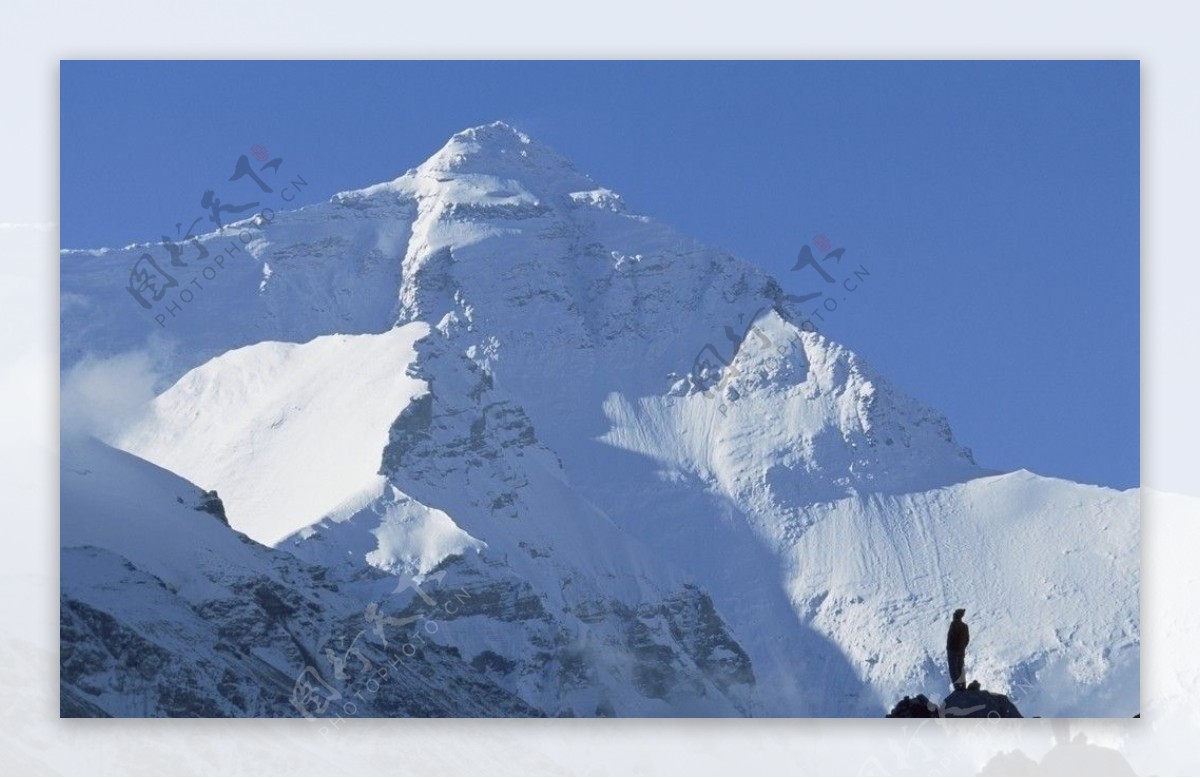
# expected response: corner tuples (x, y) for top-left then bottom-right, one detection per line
(947, 608), (970, 690)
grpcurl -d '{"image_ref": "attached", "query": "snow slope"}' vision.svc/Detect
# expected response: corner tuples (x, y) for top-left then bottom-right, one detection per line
(61, 122), (1140, 717)
(62, 435), (278, 602)
(113, 324), (431, 544)
(785, 472), (1139, 716)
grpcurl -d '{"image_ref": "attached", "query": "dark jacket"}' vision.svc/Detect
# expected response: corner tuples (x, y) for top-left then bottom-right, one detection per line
(947, 619), (970, 652)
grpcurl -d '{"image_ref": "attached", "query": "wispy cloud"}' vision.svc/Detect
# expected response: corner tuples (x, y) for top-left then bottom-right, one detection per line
(60, 346), (169, 440)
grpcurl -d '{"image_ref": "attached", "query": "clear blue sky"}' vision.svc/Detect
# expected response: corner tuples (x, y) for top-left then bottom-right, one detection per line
(61, 61), (1139, 489)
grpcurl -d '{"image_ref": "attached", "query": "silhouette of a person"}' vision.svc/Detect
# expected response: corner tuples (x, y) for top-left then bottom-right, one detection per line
(946, 607), (969, 690)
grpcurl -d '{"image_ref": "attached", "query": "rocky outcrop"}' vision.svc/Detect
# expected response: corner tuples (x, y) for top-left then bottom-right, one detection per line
(60, 545), (544, 718)
(194, 490), (229, 525)
(369, 325), (758, 715)
(886, 694), (940, 718)
(887, 687), (1023, 718)
(942, 687), (1022, 718)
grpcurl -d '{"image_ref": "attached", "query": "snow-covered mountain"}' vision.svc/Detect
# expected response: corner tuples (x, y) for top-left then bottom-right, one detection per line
(60, 436), (544, 717)
(60, 122), (1139, 717)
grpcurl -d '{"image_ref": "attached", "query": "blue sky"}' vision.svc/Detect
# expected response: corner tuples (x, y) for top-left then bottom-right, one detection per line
(60, 61), (1139, 489)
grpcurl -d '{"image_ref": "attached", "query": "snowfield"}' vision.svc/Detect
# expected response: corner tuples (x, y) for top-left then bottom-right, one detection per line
(114, 324), (431, 544)
(60, 122), (1139, 717)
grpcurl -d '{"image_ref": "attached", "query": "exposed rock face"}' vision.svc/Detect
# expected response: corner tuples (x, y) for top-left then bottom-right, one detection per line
(194, 490), (229, 525)
(59, 549), (545, 718)
(365, 323), (758, 715)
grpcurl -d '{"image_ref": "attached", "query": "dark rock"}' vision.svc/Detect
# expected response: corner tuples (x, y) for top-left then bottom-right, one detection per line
(887, 688), (1023, 718)
(942, 687), (1022, 718)
(886, 694), (939, 718)
(470, 650), (517, 675)
(194, 490), (229, 525)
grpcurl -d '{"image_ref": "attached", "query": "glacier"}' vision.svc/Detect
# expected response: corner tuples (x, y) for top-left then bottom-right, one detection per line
(60, 122), (1139, 717)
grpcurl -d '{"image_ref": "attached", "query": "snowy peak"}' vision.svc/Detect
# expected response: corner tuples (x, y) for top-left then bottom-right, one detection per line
(65, 120), (981, 506)
(342, 121), (598, 207)
(665, 309), (978, 497)
(416, 121), (595, 195)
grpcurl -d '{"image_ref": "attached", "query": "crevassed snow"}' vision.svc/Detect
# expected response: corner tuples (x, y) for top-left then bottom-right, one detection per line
(112, 323), (431, 544)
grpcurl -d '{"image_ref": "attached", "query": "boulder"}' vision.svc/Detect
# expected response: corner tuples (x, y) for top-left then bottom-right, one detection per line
(886, 694), (939, 718)
(887, 688), (1023, 718)
(941, 687), (1023, 718)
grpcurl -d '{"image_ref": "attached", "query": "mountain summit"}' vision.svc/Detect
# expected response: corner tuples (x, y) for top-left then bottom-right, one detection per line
(61, 124), (1139, 717)
(412, 121), (595, 191)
